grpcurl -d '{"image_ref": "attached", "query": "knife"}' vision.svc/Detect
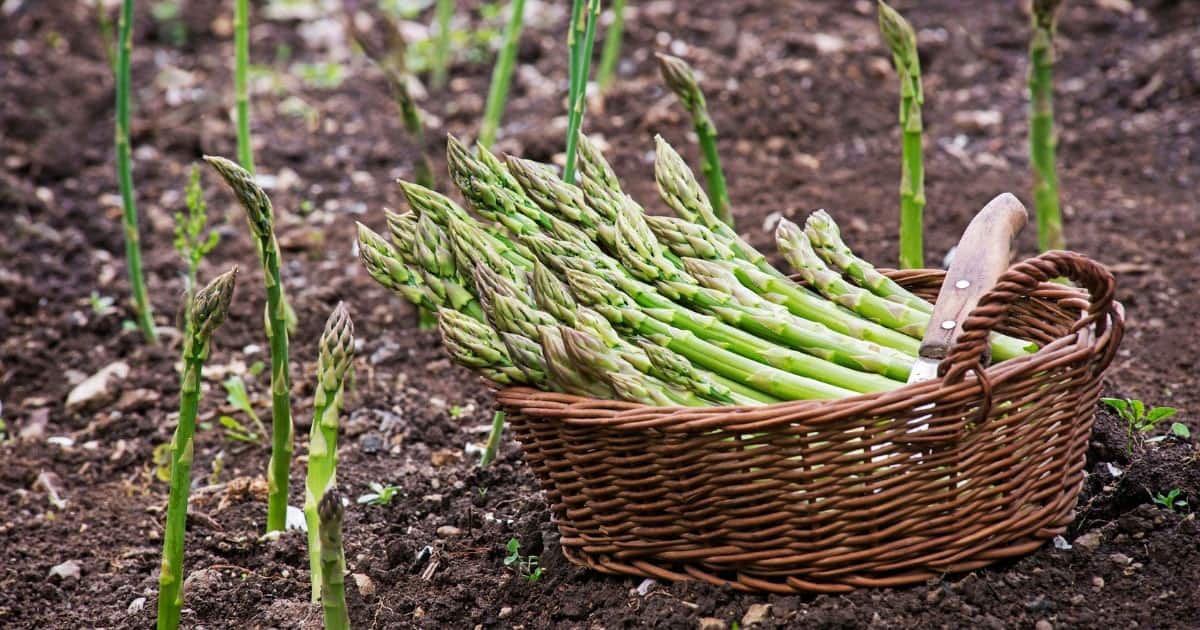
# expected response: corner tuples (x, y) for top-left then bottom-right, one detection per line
(907, 193), (1028, 384)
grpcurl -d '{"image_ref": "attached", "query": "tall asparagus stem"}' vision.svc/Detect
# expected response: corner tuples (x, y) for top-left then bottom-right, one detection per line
(656, 54), (733, 228)
(203, 156), (293, 533)
(317, 491), (349, 630)
(803, 210), (932, 314)
(156, 269), (237, 630)
(115, 0), (157, 344)
(343, 8), (434, 189)
(479, 0), (527, 148)
(877, 0), (925, 269)
(595, 0), (625, 91)
(432, 0), (454, 89)
(562, 0), (601, 183)
(479, 410), (506, 467)
(1030, 0), (1065, 252)
(305, 304), (354, 603)
(234, 0), (254, 173)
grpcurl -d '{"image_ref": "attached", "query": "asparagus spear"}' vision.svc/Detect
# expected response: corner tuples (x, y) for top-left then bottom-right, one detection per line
(356, 222), (449, 317)
(531, 260), (579, 323)
(505, 155), (607, 241)
(203, 155), (294, 533)
(1030, 0), (1065, 252)
(803, 210), (933, 314)
(380, 209), (436, 327)
(114, 0), (157, 344)
(596, 0), (625, 90)
(157, 268), (237, 630)
(562, 0), (600, 183)
(478, 0), (527, 148)
(561, 326), (710, 406)
(538, 325), (614, 398)
(778, 219), (1032, 361)
(410, 214), (487, 319)
(234, 0), (254, 174)
(656, 54), (733, 228)
(499, 331), (551, 385)
(317, 490), (349, 630)
(304, 303), (354, 603)
(563, 269), (855, 400)
(398, 178), (537, 268)
(438, 308), (537, 384)
(574, 132), (624, 226)
(878, 0), (926, 269)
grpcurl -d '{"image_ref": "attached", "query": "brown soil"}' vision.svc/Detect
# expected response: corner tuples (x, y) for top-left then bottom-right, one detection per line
(2, 0), (1198, 628)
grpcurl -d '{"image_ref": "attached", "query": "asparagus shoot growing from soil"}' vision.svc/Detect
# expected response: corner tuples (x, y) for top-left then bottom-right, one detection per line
(1029, 0), (1065, 251)
(305, 303), (354, 603)
(317, 490), (350, 630)
(595, 0), (625, 90)
(479, 0), (527, 148)
(563, 0), (601, 183)
(479, 410), (506, 467)
(432, 0), (454, 89)
(115, 0), (158, 344)
(343, 4), (435, 189)
(656, 53), (733, 229)
(235, 0), (254, 173)
(156, 268), (237, 630)
(203, 155), (294, 533)
(877, 0), (925, 269)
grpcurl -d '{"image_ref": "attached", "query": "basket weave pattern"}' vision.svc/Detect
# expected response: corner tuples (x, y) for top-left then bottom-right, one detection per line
(496, 251), (1123, 593)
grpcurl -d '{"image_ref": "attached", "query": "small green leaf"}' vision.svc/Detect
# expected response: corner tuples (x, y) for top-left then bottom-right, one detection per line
(1171, 422), (1191, 439)
(1131, 399), (1145, 420)
(1146, 407), (1178, 423)
(1101, 398), (1130, 419)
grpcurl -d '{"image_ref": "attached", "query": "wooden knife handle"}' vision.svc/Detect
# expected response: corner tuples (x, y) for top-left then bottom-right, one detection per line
(920, 193), (1028, 360)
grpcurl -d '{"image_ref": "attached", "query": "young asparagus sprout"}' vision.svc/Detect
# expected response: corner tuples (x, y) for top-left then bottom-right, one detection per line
(431, 0), (454, 89)
(114, 0), (157, 343)
(1029, 0), (1065, 251)
(479, 0), (527, 147)
(157, 268), (237, 630)
(479, 410), (506, 467)
(877, 0), (926, 269)
(203, 155), (294, 533)
(305, 303), (355, 603)
(317, 490), (350, 630)
(656, 54), (733, 228)
(562, 0), (601, 183)
(174, 164), (221, 302)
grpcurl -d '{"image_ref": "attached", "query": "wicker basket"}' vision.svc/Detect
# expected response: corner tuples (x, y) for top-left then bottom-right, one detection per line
(495, 251), (1123, 593)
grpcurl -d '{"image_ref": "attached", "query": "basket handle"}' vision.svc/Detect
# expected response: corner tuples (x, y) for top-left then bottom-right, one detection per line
(941, 250), (1118, 384)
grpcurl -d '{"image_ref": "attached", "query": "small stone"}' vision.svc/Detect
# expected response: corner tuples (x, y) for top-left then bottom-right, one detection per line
(498, 606), (513, 619)
(436, 525), (462, 538)
(952, 110), (1003, 133)
(18, 408), (49, 440)
(352, 573), (376, 596)
(48, 559), (81, 580)
(1025, 596), (1053, 613)
(742, 603), (771, 626)
(360, 433), (384, 454)
(1110, 552), (1133, 565)
(635, 578), (656, 596)
(1035, 620), (1053, 630)
(1052, 535), (1072, 550)
(1092, 576), (1105, 588)
(127, 597), (147, 614)
(1074, 530), (1102, 552)
(698, 618), (726, 630)
(66, 362), (130, 413)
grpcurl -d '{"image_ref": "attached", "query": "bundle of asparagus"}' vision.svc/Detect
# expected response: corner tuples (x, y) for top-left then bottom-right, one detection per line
(357, 133), (1033, 406)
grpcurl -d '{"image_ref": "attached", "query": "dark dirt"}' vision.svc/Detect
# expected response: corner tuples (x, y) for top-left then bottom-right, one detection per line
(2, 0), (1198, 628)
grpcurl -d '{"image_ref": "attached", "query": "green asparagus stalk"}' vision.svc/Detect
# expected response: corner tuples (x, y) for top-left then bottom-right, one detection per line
(656, 54), (733, 228)
(438, 308), (537, 384)
(563, 0), (601, 183)
(397, 178), (536, 265)
(431, 0), (454, 89)
(538, 324), (614, 398)
(504, 155), (607, 239)
(317, 490), (350, 630)
(414, 214), (488, 317)
(203, 155), (293, 533)
(235, 0), (254, 174)
(803, 210), (933, 314)
(1029, 0), (1065, 252)
(633, 337), (776, 405)
(595, 0), (625, 91)
(479, 410), (506, 467)
(114, 0), (158, 344)
(563, 269), (855, 400)
(778, 219), (1033, 361)
(531, 260), (578, 323)
(157, 268), (237, 630)
(561, 326), (710, 406)
(382, 209), (436, 327)
(445, 215), (531, 287)
(479, 0), (527, 148)
(356, 222), (445, 316)
(304, 303), (354, 603)
(500, 331), (551, 384)
(877, 0), (925, 269)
